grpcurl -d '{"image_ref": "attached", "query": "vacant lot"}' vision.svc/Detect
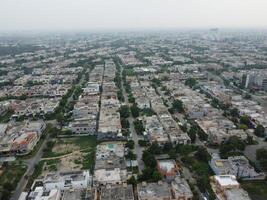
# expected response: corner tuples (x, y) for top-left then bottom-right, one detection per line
(41, 136), (97, 173)
(43, 136), (97, 158)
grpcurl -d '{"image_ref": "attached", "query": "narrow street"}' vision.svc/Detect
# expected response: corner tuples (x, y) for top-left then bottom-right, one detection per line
(118, 63), (145, 173)
(11, 134), (49, 200)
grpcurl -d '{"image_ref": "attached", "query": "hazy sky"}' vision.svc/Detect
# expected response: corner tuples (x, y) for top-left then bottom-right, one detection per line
(0, 0), (267, 31)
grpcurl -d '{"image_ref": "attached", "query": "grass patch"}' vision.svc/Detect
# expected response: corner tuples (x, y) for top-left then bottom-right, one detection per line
(241, 181), (267, 200)
(0, 162), (27, 199)
(70, 136), (97, 150)
(26, 161), (45, 190)
(81, 151), (95, 171)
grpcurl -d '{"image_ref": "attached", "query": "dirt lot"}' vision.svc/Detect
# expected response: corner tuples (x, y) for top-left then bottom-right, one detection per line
(41, 136), (96, 175)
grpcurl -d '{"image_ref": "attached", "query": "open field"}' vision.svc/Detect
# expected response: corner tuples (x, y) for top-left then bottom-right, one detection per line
(40, 136), (97, 174)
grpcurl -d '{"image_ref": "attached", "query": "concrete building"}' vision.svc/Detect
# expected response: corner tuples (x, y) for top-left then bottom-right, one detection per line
(100, 184), (134, 200)
(210, 175), (251, 200)
(171, 177), (193, 200)
(40, 170), (92, 191)
(137, 181), (172, 200)
(209, 154), (265, 180)
(27, 187), (61, 200)
(157, 160), (179, 182)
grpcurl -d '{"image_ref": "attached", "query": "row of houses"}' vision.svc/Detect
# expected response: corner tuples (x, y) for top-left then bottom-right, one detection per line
(68, 65), (103, 135)
(161, 77), (248, 145)
(10, 98), (60, 117)
(0, 84), (72, 99)
(98, 60), (122, 140)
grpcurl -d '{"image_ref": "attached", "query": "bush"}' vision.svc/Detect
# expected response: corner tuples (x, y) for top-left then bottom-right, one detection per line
(125, 150), (137, 160)
(130, 104), (140, 118)
(138, 140), (149, 147)
(185, 77), (197, 88)
(147, 142), (162, 155)
(119, 105), (130, 118)
(125, 140), (135, 149)
(121, 118), (130, 129)
(195, 147), (211, 162)
(172, 99), (184, 113)
(220, 136), (246, 158)
(133, 119), (145, 135)
(254, 125), (265, 137)
(142, 151), (157, 168)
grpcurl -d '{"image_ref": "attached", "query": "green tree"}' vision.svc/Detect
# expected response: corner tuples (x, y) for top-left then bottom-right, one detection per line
(125, 140), (135, 149)
(188, 128), (197, 143)
(168, 149), (177, 159)
(125, 150), (137, 160)
(240, 115), (250, 126)
(56, 112), (64, 126)
(230, 108), (239, 118)
(254, 124), (265, 137)
(121, 118), (130, 129)
(130, 103), (140, 118)
(142, 151), (157, 168)
(256, 148), (267, 170)
(152, 171), (162, 182)
(239, 124), (248, 130)
(127, 176), (137, 186)
(148, 142), (161, 155)
(185, 77), (197, 88)
(119, 105), (130, 118)
(172, 100), (184, 113)
(133, 119), (145, 135)
(220, 136), (246, 158)
(195, 147), (211, 162)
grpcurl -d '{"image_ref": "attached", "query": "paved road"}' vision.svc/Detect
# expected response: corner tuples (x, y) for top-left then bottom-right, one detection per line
(119, 63), (145, 173)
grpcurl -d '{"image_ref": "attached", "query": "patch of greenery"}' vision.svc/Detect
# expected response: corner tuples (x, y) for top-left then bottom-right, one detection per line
(241, 181), (267, 200)
(82, 151), (95, 171)
(0, 162), (27, 200)
(219, 136), (245, 158)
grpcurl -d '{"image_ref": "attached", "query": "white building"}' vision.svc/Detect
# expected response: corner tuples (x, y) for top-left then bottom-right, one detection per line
(41, 170), (91, 191)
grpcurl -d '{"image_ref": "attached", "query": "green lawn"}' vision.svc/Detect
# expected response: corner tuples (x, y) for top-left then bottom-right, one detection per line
(81, 151), (95, 170)
(68, 136), (97, 150)
(242, 181), (267, 200)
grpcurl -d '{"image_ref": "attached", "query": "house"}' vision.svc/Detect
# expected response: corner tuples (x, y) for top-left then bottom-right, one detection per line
(41, 170), (92, 191)
(171, 176), (193, 200)
(69, 119), (96, 135)
(210, 175), (251, 200)
(137, 181), (172, 200)
(209, 154), (265, 180)
(100, 184), (134, 200)
(157, 160), (179, 182)
(27, 187), (61, 200)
